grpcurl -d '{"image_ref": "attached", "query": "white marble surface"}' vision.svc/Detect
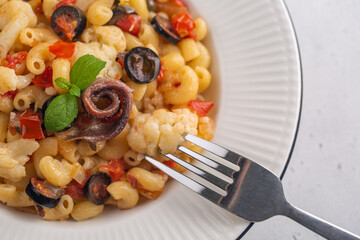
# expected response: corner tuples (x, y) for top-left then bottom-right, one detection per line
(244, 0), (360, 239)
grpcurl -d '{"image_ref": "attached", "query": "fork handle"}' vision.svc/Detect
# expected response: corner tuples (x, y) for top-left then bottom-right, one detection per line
(282, 203), (360, 240)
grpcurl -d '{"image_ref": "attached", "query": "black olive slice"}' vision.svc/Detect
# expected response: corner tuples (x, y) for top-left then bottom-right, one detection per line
(151, 15), (181, 45)
(124, 47), (161, 84)
(51, 5), (87, 42)
(84, 173), (111, 205)
(25, 178), (65, 208)
(107, 5), (137, 25)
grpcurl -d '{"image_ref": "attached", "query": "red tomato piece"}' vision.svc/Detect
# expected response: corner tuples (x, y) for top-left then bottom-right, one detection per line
(5, 52), (28, 69)
(188, 100), (214, 117)
(34, 4), (43, 15)
(55, 0), (77, 9)
(99, 159), (125, 181)
(19, 115), (45, 139)
(116, 14), (142, 36)
(32, 66), (53, 88)
(156, 61), (165, 82)
(55, 15), (77, 41)
(1, 90), (18, 100)
(65, 184), (85, 199)
(49, 41), (76, 58)
(163, 160), (176, 169)
(171, 12), (196, 38)
(173, 0), (185, 7)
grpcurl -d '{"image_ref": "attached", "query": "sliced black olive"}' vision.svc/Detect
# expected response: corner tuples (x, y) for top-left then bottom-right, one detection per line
(25, 178), (65, 208)
(51, 5), (87, 42)
(124, 47), (161, 84)
(151, 15), (181, 44)
(107, 5), (137, 25)
(84, 173), (111, 205)
(146, 0), (156, 12)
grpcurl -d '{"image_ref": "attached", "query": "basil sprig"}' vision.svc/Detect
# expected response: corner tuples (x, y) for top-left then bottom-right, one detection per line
(44, 55), (106, 132)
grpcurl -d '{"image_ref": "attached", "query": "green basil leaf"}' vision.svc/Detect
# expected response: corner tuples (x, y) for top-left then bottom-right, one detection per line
(55, 77), (72, 91)
(69, 84), (81, 97)
(70, 54), (106, 91)
(44, 93), (78, 132)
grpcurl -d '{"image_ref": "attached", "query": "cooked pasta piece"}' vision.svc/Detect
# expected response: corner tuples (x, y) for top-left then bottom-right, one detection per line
(188, 42), (211, 69)
(39, 156), (79, 187)
(71, 201), (104, 221)
(107, 181), (139, 209)
(161, 66), (199, 105)
(193, 18), (208, 41)
(43, 195), (74, 220)
(194, 66), (212, 93)
(57, 139), (80, 164)
(87, 0), (114, 26)
(26, 42), (56, 75)
(139, 23), (160, 50)
(178, 38), (200, 62)
(33, 137), (58, 179)
(0, 1), (37, 58)
(0, 184), (33, 207)
(97, 124), (130, 161)
(52, 58), (71, 94)
(13, 85), (51, 112)
(19, 28), (59, 47)
(0, 96), (14, 114)
(129, 0), (148, 20)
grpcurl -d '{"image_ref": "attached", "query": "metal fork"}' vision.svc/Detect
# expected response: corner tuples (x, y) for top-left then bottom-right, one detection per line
(145, 134), (360, 240)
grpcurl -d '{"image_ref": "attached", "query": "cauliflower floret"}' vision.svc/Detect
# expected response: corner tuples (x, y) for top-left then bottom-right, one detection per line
(127, 108), (198, 157)
(0, 139), (39, 182)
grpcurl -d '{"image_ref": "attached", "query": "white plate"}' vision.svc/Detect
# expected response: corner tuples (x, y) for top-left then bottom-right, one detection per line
(0, 0), (301, 239)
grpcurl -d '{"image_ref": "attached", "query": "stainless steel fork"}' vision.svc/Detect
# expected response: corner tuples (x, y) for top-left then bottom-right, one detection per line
(145, 134), (360, 240)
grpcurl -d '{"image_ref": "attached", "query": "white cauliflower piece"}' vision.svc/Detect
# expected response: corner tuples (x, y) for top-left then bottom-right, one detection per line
(127, 108), (198, 157)
(0, 139), (39, 182)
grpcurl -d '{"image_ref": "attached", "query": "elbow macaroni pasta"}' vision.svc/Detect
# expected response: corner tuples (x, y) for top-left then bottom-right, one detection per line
(0, 0), (215, 221)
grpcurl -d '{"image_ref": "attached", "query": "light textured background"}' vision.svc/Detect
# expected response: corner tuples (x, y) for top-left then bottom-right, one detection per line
(244, 0), (360, 239)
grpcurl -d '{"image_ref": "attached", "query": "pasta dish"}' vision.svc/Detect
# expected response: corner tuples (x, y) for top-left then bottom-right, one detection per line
(0, 0), (214, 221)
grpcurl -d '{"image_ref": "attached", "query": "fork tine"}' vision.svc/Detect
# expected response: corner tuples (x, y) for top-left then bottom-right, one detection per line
(178, 146), (235, 178)
(145, 156), (222, 204)
(164, 154), (229, 190)
(184, 134), (241, 165)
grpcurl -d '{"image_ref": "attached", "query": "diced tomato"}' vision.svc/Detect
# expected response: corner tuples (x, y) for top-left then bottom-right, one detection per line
(99, 159), (125, 181)
(9, 108), (39, 136)
(116, 14), (142, 36)
(117, 58), (124, 68)
(5, 52), (28, 70)
(55, 0), (77, 9)
(55, 15), (77, 41)
(19, 115), (45, 139)
(34, 3), (43, 15)
(32, 66), (53, 88)
(188, 100), (214, 117)
(156, 61), (165, 82)
(173, 0), (185, 7)
(163, 160), (176, 169)
(49, 41), (76, 58)
(65, 183), (85, 199)
(171, 11), (196, 38)
(1, 90), (18, 100)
